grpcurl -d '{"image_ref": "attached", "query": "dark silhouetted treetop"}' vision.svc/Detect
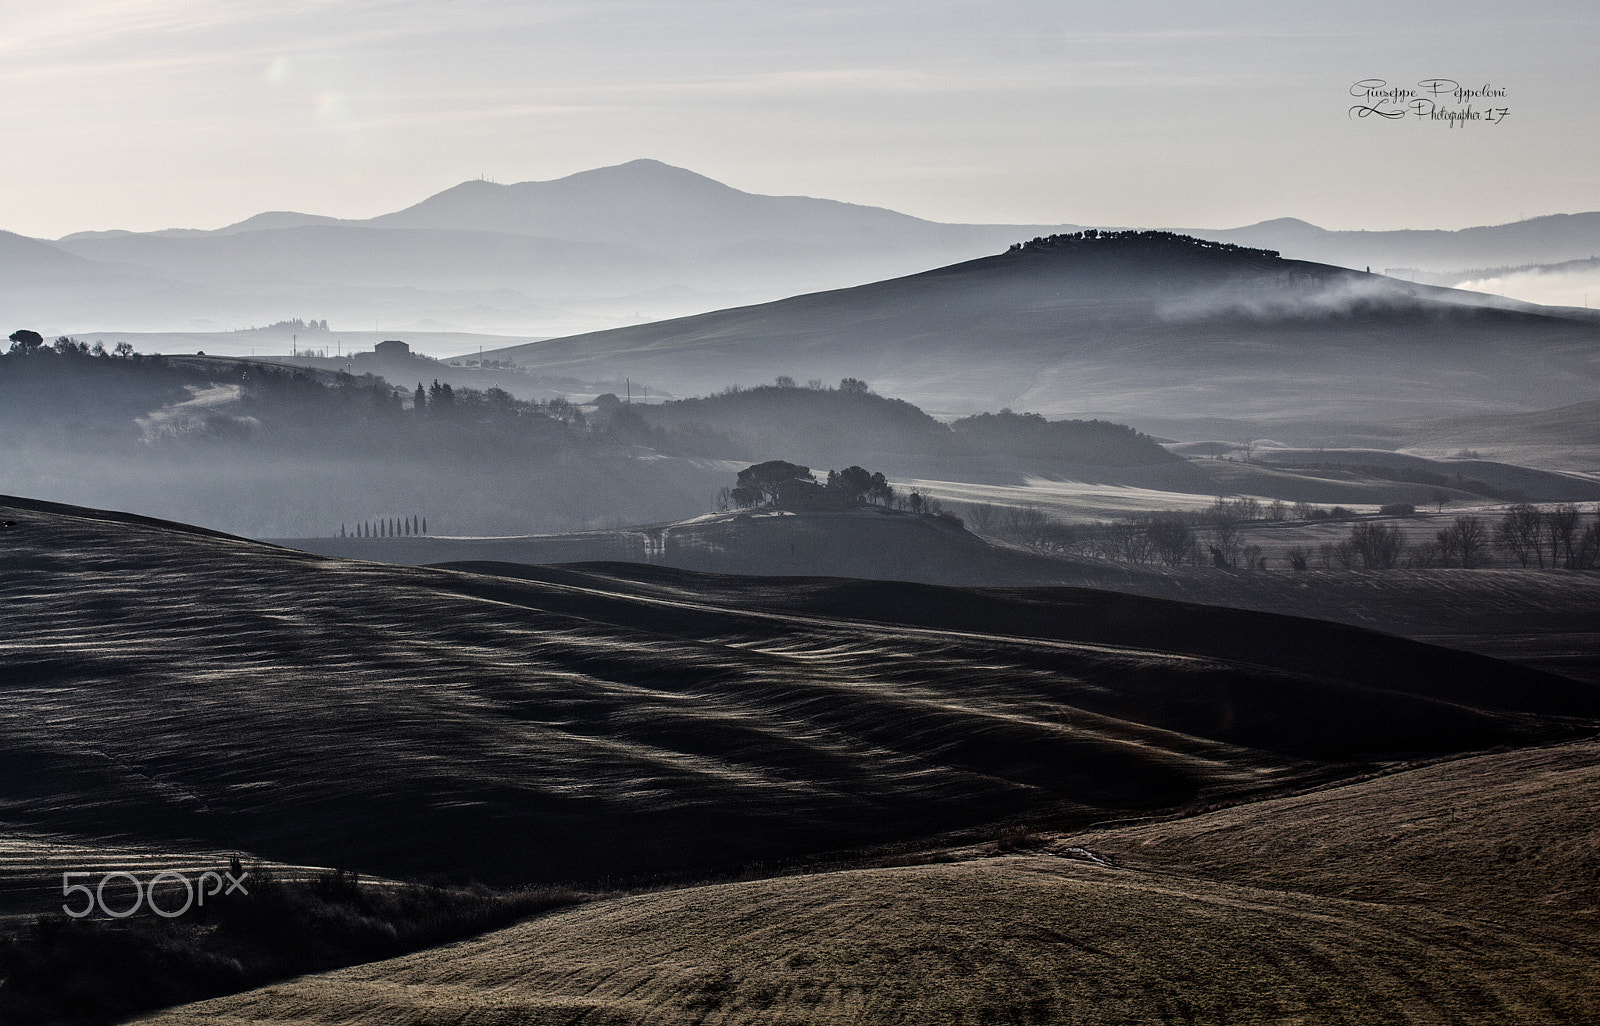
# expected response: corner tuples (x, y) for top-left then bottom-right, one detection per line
(1007, 229), (1280, 262)
(821, 465), (895, 506)
(950, 409), (1179, 466)
(829, 465), (874, 501)
(427, 379), (455, 414)
(7, 329), (44, 354)
(736, 460), (814, 505)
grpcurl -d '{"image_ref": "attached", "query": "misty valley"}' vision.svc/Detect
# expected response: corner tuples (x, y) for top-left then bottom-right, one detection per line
(4, 203), (1600, 1024)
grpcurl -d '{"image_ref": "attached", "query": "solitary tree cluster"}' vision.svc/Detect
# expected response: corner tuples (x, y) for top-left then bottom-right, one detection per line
(730, 460), (813, 507)
(342, 515), (427, 539)
(257, 318), (329, 332)
(722, 460), (897, 511)
(8, 330), (136, 359)
(1008, 229), (1280, 261)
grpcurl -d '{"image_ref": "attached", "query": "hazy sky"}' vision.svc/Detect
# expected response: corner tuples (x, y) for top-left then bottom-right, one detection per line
(3, 1), (1595, 239)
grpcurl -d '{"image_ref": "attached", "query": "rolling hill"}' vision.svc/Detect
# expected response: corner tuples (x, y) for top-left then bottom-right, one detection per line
(7, 496), (1600, 1022)
(486, 231), (1600, 422)
(133, 736), (1600, 1025)
(283, 503), (1600, 685)
(4, 493), (1595, 894)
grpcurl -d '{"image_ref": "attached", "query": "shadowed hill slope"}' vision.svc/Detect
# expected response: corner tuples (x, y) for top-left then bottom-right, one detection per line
(284, 505), (1600, 684)
(4, 494), (1597, 896)
(295, 508), (1046, 584)
(1401, 398), (1600, 473)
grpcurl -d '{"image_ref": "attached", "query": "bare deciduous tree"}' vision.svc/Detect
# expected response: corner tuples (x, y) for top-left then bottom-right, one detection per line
(1494, 503), (1545, 568)
(1433, 527), (1459, 566)
(1545, 503), (1581, 568)
(1452, 515), (1489, 568)
(1207, 521), (1243, 568)
(1002, 505), (1052, 547)
(1146, 514), (1196, 567)
(967, 502), (999, 533)
(1349, 521), (1406, 569)
(1575, 517), (1600, 570)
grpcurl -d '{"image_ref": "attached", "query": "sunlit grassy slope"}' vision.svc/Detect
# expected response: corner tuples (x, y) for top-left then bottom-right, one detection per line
(139, 738), (1600, 1025)
(4, 493), (1595, 901)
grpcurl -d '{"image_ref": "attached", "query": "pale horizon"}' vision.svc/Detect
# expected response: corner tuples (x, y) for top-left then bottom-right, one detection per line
(3, 1), (1596, 240)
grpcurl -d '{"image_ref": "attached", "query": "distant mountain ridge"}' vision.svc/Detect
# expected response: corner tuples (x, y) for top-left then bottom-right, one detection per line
(12, 159), (1079, 334)
(1201, 212), (1600, 272)
(362, 159), (1073, 261)
(7, 158), (1599, 334)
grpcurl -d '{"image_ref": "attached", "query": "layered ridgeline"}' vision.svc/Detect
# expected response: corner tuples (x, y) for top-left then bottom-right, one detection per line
(4, 494), (1597, 890)
(7, 339), (1597, 540)
(13, 160), (1075, 334)
(609, 383), (1179, 479)
(13, 158), (1600, 336)
(489, 230), (1600, 422)
(0, 342), (1183, 537)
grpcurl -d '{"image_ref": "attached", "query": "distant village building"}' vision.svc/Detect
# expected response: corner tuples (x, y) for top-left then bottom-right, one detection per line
(353, 339), (430, 373)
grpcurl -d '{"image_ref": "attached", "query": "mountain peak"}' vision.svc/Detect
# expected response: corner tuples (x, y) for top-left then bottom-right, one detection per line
(215, 210), (342, 235)
(1230, 217), (1326, 235)
(549, 158), (743, 194)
